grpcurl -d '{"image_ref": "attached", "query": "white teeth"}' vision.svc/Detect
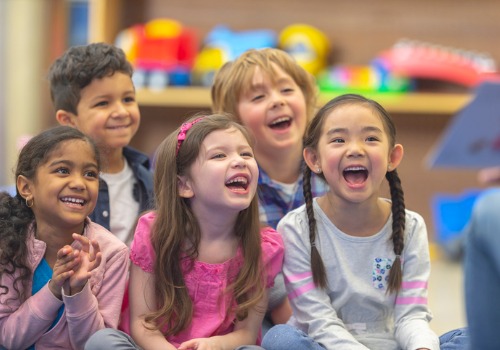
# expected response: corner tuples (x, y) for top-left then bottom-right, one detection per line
(61, 197), (85, 204)
(345, 166), (366, 171)
(226, 177), (248, 185)
(270, 117), (291, 125)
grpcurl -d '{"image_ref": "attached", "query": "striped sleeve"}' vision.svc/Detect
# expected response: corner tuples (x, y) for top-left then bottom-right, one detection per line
(393, 212), (440, 350)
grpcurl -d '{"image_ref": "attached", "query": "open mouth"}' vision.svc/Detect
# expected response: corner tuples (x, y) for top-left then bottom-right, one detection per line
(343, 166), (368, 185)
(60, 196), (86, 206)
(269, 117), (292, 130)
(225, 176), (249, 192)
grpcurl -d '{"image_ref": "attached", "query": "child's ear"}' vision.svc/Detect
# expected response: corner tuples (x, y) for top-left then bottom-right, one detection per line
(177, 175), (194, 198)
(388, 144), (404, 171)
(16, 175), (33, 200)
(56, 109), (77, 126)
(303, 147), (321, 174)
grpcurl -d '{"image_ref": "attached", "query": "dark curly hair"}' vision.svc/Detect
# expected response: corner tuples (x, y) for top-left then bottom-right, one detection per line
(0, 125), (100, 302)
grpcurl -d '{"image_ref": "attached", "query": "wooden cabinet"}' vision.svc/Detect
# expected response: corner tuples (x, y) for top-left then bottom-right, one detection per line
(88, 0), (494, 236)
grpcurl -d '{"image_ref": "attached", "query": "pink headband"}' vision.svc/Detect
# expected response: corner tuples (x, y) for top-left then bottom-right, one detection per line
(176, 117), (205, 156)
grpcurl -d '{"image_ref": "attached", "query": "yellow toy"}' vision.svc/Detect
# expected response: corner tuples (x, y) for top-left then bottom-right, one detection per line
(279, 24), (330, 76)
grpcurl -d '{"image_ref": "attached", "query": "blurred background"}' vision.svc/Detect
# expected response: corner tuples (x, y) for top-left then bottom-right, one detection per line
(3, 0), (499, 334)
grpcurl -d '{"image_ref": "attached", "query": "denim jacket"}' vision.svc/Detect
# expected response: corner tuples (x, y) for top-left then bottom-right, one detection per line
(90, 146), (154, 231)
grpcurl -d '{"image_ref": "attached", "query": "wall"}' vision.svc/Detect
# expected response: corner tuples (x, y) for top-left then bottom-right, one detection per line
(1, 0), (53, 185)
(116, 0), (500, 66)
(114, 0), (496, 235)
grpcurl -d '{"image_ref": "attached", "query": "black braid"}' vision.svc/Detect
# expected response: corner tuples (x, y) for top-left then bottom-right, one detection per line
(303, 166), (327, 288)
(385, 169), (405, 294)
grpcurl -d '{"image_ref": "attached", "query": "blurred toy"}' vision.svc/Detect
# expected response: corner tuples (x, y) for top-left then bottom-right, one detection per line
(278, 24), (330, 76)
(375, 39), (500, 87)
(317, 61), (412, 93)
(115, 18), (198, 89)
(191, 25), (277, 86)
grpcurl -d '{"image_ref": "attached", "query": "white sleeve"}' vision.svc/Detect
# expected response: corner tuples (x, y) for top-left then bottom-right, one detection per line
(393, 212), (440, 350)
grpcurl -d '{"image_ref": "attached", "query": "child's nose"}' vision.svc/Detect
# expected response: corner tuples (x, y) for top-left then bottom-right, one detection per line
(232, 156), (247, 168)
(111, 102), (128, 117)
(270, 92), (285, 109)
(69, 175), (86, 190)
(346, 141), (365, 157)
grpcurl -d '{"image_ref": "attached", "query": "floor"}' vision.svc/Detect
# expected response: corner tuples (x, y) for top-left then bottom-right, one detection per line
(427, 247), (467, 336)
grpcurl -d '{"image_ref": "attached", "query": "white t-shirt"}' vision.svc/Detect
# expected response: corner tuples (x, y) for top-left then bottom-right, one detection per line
(100, 159), (139, 245)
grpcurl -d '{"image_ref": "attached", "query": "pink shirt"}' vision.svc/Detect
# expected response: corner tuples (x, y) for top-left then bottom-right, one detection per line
(130, 212), (284, 347)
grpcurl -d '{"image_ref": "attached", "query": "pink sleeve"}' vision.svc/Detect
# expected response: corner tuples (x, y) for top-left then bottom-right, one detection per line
(130, 212), (157, 273)
(260, 227), (284, 288)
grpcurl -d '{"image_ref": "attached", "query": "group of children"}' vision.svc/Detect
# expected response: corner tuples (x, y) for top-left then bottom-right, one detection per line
(0, 43), (467, 349)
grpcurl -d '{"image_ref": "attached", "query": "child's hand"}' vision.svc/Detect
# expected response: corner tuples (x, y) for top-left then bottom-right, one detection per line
(67, 233), (102, 295)
(49, 245), (80, 299)
(178, 338), (221, 350)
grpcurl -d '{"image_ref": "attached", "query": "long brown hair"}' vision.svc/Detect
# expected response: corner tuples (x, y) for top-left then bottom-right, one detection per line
(145, 114), (265, 336)
(303, 94), (405, 294)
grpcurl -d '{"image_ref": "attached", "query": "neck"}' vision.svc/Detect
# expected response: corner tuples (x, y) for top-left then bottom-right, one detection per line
(35, 222), (83, 267)
(101, 147), (125, 174)
(318, 195), (391, 237)
(255, 143), (303, 183)
(195, 213), (239, 264)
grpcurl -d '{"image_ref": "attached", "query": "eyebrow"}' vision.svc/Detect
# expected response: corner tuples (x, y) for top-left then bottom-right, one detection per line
(48, 159), (98, 169)
(326, 126), (383, 135)
(249, 76), (294, 90)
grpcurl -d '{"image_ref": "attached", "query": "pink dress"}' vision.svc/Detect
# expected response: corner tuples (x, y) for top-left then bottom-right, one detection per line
(130, 211), (284, 347)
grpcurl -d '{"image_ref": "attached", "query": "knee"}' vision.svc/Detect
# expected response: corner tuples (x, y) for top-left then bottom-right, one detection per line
(262, 324), (299, 350)
(84, 328), (122, 350)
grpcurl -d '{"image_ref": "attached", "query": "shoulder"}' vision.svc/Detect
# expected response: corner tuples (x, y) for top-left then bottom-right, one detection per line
(401, 209), (429, 246)
(259, 227), (285, 287)
(130, 211), (157, 272)
(277, 203), (308, 233)
(123, 146), (152, 171)
(260, 226), (284, 255)
(404, 209), (426, 232)
(86, 220), (127, 252)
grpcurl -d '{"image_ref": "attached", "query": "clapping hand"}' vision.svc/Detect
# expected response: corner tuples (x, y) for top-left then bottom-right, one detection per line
(67, 233), (102, 295)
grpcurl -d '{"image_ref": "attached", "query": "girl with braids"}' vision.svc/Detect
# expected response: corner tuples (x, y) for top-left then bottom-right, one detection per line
(0, 126), (129, 350)
(262, 94), (445, 350)
(85, 114), (284, 350)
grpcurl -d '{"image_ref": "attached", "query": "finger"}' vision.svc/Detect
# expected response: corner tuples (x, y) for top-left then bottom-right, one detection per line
(54, 250), (80, 268)
(72, 233), (90, 252)
(88, 252), (103, 272)
(56, 245), (74, 259)
(90, 239), (101, 258)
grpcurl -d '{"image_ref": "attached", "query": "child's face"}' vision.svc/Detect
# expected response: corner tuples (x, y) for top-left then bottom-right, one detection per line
(21, 140), (99, 234)
(72, 72), (140, 151)
(306, 104), (403, 204)
(237, 64), (307, 157)
(178, 127), (259, 216)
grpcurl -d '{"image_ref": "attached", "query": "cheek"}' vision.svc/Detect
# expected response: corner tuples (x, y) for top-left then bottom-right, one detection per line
(89, 182), (100, 198)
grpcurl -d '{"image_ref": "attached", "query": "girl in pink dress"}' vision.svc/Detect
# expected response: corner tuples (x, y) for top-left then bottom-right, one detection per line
(85, 114), (284, 350)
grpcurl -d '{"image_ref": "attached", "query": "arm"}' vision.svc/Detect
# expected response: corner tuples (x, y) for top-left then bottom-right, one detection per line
(178, 292), (268, 350)
(64, 235), (129, 349)
(0, 244), (79, 349)
(0, 282), (63, 349)
(129, 263), (177, 350)
(279, 213), (369, 350)
(393, 213), (440, 350)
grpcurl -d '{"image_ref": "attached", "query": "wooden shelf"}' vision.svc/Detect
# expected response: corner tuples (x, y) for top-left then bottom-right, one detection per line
(136, 88), (473, 115)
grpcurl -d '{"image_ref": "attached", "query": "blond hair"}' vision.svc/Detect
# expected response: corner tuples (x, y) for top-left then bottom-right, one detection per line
(211, 48), (318, 122)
